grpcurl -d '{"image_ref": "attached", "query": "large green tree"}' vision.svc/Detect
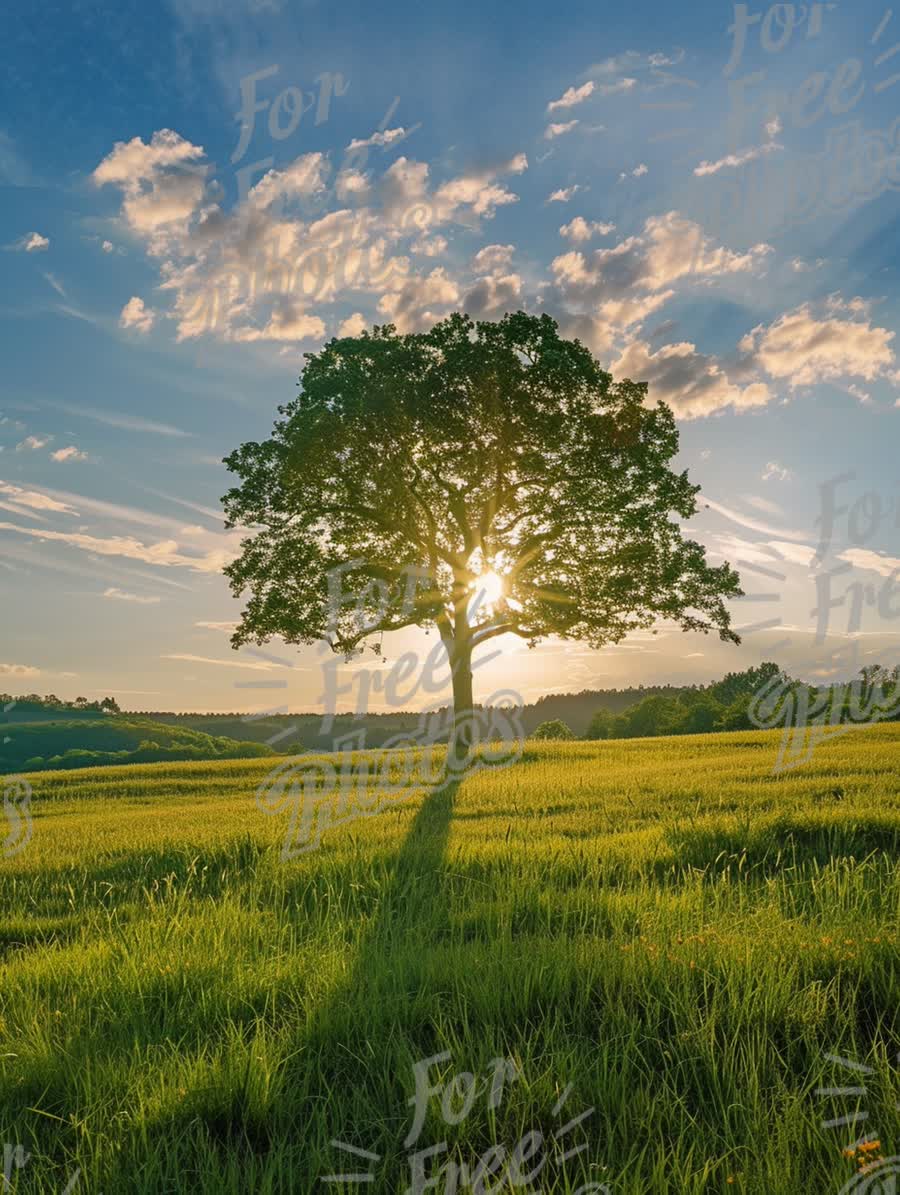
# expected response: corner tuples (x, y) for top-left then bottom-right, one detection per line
(222, 311), (742, 764)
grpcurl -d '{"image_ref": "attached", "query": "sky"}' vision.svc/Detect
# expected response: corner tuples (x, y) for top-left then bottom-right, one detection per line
(2, 0), (900, 715)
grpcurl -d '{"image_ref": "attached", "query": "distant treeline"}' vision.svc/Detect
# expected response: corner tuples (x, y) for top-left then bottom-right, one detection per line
(583, 662), (900, 741)
(108, 662), (900, 745)
(5, 663), (899, 761)
(127, 680), (745, 747)
(0, 718), (274, 775)
(0, 694), (121, 720)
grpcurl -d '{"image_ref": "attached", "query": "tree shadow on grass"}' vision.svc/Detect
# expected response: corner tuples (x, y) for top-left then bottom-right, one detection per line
(218, 776), (464, 1182)
(299, 775), (461, 1088)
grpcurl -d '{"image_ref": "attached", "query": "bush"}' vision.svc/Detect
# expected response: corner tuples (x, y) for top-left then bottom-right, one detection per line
(533, 719), (576, 740)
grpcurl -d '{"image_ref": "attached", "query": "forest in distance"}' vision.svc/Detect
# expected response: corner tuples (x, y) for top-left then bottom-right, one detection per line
(3, 661), (899, 774)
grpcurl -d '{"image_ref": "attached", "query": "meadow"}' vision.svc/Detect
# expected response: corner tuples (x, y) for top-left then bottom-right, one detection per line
(1, 725), (899, 1193)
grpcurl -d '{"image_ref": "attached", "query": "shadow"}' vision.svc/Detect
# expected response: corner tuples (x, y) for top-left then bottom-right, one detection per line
(304, 776), (460, 1051)
(192, 777), (462, 1176)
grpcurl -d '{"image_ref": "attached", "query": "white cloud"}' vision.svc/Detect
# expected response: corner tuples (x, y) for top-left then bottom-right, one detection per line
(15, 435), (50, 453)
(551, 213), (771, 340)
(93, 129), (207, 237)
(694, 140), (782, 177)
(119, 296), (155, 333)
(92, 127), (528, 346)
(471, 244), (515, 273)
(195, 620), (239, 632)
(741, 300), (896, 388)
(50, 446), (88, 462)
(411, 234), (447, 257)
(545, 120), (579, 140)
(338, 311), (367, 337)
(770, 541), (818, 566)
(613, 338), (772, 418)
(247, 152), (328, 210)
(789, 257), (825, 273)
(559, 217), (615, 243)
(762, 460), (792, 482)
(102, 240), (115, 253)
(0, 520), (234, 573)
(19, 231), (49, 252)
(586, 49), (682, 84)
(463, 272), (523, 319)
(548, 185), (582, 203)
(0, 663), (40, 677)
(432, 153), (527, 221)
(93, 128), (204, 185)
(232, 299), (325, 343)
(618, 163), (648, 181)
(742, 493), (782, 515)
(377, 267), (459, 332)
(840, 548), (900, 578)
(593, 77), (638, 96)
(336, 169), (371, 201)
(103, 587), (162, 605)
(346, 127), (411, 152)
(0, 481), (76, 514)
(548, 81), (595, 112)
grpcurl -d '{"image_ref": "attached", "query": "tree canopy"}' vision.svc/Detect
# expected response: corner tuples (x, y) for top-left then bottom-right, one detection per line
(532, 719), (576, 741)
(223, 311), (743, 759)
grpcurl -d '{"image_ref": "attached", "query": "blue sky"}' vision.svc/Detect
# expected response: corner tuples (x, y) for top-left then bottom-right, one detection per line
(2, 0), (900, 713)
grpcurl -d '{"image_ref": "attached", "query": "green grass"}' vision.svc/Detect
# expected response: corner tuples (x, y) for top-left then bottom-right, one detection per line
(1, 726), (899, 1192)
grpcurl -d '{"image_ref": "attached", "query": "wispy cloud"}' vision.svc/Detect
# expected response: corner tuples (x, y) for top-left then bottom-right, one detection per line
(161, 652), (280, 671)
(15, 435), (50, 452)
(841, 548), (900, 578)
(43, 271), (66, 296)
(544, 120), (579, 140)
(702, 497), (808, 542)
(694, 140), (782, 177)
(0, 663), (40, 677)
(547, 185), (583, 202)
(346, 126), (413, 152)
(103, 586), (162, 604)
(50, 404), (190, 438)
(762, 461), (792, 482)
(0, 482), (77, 515)
(0, 521), (234, 573)
(547, 81), (595, 111)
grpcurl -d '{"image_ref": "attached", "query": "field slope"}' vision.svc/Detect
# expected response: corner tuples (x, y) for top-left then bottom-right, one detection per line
(1, 726), (899, 1193)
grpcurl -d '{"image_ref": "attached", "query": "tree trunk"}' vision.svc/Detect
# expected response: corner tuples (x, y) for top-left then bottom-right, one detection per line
(448, 637), (476, 772)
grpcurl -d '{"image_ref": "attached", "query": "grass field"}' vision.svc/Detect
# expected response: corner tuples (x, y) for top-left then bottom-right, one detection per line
(1, 725), (899, 1193)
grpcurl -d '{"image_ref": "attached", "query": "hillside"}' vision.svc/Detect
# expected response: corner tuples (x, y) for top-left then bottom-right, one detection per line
(0, 717), (275, 774)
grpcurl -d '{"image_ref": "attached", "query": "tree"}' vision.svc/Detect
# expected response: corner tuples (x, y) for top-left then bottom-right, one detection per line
(223, 312), (742, 767)
(532, 719), (575, 740)
(677, 695), (722, 735)
(616, 694), (681, 738)
(586, 708), (618, 740)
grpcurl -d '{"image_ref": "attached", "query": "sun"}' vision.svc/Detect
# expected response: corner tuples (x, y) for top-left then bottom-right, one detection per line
(473, 569), (505, 609)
